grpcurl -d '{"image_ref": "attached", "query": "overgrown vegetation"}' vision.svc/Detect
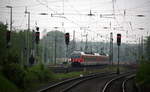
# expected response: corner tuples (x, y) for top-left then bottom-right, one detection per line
(145, 36), (150, 60)
(136, 60), (150, 86)
(0, 23), (55, 92)
(0, 73), (20, 92)
(136, 36), (150, 87)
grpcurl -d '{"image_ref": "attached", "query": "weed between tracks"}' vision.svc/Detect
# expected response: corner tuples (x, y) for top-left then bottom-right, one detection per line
(0, 65), (127, 92)
(30, 66), (127, 92)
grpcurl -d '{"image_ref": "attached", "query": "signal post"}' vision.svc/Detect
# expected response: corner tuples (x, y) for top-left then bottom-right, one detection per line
(35, 27), (40, 64)
(117, 34), (121, 74)
(65, 33), (70, 63)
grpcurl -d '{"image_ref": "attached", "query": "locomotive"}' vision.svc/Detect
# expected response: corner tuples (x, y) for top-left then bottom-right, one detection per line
(70, 51), (109, 67)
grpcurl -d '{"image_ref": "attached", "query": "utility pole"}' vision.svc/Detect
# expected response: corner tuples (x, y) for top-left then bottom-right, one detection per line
(6, 6), (12, 48)
(141, 36), (144, 59)
(91, 37), (94, 53)
(73, 30), (76, 50)
(32, 29), (35, 62)
(80, 39), (83, 51)
(138, 37), (141, 61)
(6, 6), (12, 32)
(54, 27), (58, 65)
(54, 32), (57, 65)
(80, 32), (83, 51)
(112, 0), (115, 19)
(112, 34), (113, 65)
(85, 34), (88, 52)
(25, 7), (30, 65)
(25, 9), (30, 31)
(110, 32), (113, 65)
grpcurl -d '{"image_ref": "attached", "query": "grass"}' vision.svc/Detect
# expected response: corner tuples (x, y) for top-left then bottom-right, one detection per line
(0, 65), (128, 92)
(135, 60), (150, 92)
(0, 74), (20, 92)
(54, 71), (85, 80)
(107, 65), (128, 72)
(136, 60), (150, 86)
(53, 65), (128, 80)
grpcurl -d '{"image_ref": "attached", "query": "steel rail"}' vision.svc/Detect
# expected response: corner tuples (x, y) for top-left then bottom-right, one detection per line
(61, 73), (116, 92)
(102, 72), (134, 92)
(122, 74), (136, 92)
(38, 72), (114, 92)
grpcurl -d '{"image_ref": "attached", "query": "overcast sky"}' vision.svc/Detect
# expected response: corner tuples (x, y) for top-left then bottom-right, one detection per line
(0, 0), (150, 43)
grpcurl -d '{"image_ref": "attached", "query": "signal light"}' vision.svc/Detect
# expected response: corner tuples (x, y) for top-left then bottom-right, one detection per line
(65, 33), (70, 45)
(36, 27), (39, 31)
(35, 31), (40, 44)
(6, 31), (11, 45)
(117, 34), (121, 46)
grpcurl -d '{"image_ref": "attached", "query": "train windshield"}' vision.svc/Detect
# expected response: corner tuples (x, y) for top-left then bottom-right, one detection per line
(70, 54), (81, 58)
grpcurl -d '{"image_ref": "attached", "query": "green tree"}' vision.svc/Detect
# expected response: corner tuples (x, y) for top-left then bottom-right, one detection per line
(145, 36), (150, 60)
(0, 22), (7, 62)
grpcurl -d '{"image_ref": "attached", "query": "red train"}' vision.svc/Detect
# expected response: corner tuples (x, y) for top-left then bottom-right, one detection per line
(70, 51), (109, 67)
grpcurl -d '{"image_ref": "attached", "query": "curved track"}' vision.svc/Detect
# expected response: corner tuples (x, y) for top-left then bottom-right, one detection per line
(37, 71), (136, 92)
(102, 73), (136, 92)
(122, 74), (136, 92)
(37, 72), (115, 92)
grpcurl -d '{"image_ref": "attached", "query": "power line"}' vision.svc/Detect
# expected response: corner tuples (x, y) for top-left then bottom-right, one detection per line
(35, 0), (57, 13)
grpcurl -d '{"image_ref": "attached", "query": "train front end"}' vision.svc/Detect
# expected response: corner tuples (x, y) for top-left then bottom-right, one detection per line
(70, 51), (84, 67)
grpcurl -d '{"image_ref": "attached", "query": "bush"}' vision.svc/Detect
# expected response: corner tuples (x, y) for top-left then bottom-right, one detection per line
(1, 51), (54, 90)
(0, 74), (20, 92)
(2, 63), (25, 88)
(136, 60), (150, 85)
(24, 64), (54, 87)
(0, 23), (54, 91)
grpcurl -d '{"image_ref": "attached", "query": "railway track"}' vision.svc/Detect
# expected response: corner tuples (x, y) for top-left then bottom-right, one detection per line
(49, 65), (107, 73)
(102, 73), (136, 92)
(64, 72), (135, 92)
(37, 71), (136, 92)
(122, 74), (137, 92)
(37, 72), (115, 92)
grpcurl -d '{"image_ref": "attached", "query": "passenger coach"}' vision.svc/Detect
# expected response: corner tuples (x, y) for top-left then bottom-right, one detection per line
(70, 51), (109, 67)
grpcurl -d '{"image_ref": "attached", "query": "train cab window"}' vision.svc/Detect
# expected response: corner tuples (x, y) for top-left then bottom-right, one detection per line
(70, 54), (80, 58)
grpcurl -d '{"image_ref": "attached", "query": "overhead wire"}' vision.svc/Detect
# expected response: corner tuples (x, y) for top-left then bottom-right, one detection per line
(35, 0), (57, 13)
(1, 0), (150, 36)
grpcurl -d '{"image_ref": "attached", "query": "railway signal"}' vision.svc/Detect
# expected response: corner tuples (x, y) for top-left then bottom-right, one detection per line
(65, 33), (70, 45)
(65, 33), (70, 64)
(117, 33), (121, 74)
(117, 34), (121, 46)
(35, 27), (40, 44)
(35, 31), (40, 44)
(6, 31), (11, 48)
